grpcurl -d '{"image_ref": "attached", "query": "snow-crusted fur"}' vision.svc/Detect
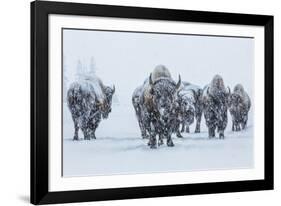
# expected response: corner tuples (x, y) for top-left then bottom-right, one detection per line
(151, 65), (171, 81)
(132, 81), (148, 139)
(202, 75), (230, 139)
(138, 65), (181, 148)
(67, 77), (115, 140)
(228, 84), (251, 131)
(174, 81), (203, 137)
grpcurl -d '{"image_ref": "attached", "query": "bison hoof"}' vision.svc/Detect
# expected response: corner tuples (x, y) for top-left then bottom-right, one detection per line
(176, 133), (183, 138)
(150, 144), (157, 149)
(142, 134), (149, 139)
(219, 134), (224, 139)
(73, 136), (79, 141)
(149, 141), (157, 149)
(167, 140), (174, 147)
(158, 139), (164, 146)
(84, 136), (91, 140)
(148, 139), (156, 148)
(195, 129), (200, 133)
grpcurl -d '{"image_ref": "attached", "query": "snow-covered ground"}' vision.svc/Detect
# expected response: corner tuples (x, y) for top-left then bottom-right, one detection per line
(63, 102), (254, 177)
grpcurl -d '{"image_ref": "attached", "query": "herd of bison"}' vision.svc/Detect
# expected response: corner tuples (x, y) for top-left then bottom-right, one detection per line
(67, 65), (251, 149)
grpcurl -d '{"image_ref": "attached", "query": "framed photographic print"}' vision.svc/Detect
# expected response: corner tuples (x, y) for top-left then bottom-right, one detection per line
(31, 0), (274, 204)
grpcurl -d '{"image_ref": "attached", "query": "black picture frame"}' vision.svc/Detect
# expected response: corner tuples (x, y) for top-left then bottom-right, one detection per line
(31, 0), (274, 204)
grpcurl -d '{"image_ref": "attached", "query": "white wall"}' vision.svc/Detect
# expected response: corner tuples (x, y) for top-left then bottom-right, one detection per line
(0, 0), (278, 205)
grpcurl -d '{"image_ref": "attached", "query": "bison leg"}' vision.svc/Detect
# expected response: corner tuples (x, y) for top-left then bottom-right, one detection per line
(181, 124), (185, 133)
(141, 130), (148, 139)
(80, 117), (91, 140)
(158, 134), (164, 146)
(241, 122), (246, 130)
(241, 115), (248, 130)
(147, 122), (157, 149)
(218, 129), (225, 139)
(176, 123), (183, 138)
(140, 120), (148, 139)
(218, 121), (227, 139)
(73, 119), (79, 141)
(208, 127), (215, 138)
(166, 134), (174, 147)
(232, 120), (235, 131)
(176, 130), (183, 138)
(235, 122), (241, 131)
(195, 112), (202, 133)
(82, 129), (91, 140)
(176, 131), (183, 138)
(90, 119), (100, 139)
(148, 135), (157, 149)
(89, 125), (97, 139)
(137, 114), (146, 138)
(185, 125), (190, 133)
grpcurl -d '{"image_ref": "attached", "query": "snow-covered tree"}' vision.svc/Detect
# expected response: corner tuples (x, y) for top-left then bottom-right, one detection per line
(76, 59), (86, 80)
(89, 56), (97, 77)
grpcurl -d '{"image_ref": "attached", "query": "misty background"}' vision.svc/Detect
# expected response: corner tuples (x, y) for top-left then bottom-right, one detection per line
(63, 28), (254, 139)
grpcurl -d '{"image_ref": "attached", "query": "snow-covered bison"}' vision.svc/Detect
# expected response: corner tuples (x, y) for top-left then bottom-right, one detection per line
(173, 81), (203, 137)
(138, 65), (181, 148)
(67, 77), (115, 140)
(228, 84), (251, 131)
(132, 82), (148, 139)
(202, 75), (230, 139)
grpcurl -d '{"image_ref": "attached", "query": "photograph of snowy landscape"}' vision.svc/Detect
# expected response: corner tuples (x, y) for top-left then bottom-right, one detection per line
(62, 28), (254, 177)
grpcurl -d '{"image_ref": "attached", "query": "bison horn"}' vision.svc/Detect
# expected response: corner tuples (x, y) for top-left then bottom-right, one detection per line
(207, 87), (210, 95)
(176, 75), (181, 89)
(190, 89), (197, 98)
(149, 73), (154, 85)
(227, 86), (231, 95)
(112, 85), (115, 93)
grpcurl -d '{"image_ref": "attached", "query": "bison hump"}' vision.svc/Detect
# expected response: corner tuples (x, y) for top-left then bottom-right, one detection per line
(151, 65), (171, 81)
(70, 79), (106, 104)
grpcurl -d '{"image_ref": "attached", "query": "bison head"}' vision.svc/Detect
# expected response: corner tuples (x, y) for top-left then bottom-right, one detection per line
(229, 93), (243, 108)
(176, 92), (195, 125)
(181, 101), (195, 125)
(149, 74), (181, 122)
(207, 80), (231, 105)
(100, 85), (115, 119)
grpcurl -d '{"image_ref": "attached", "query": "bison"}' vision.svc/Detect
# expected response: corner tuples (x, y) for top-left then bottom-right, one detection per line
(67, 76), (115, 140)
(173, 84), (195, 137)
(173, 81), (203, 137)
(138, 65), (181, 148)
(202, 75), (230, 139)
(228, 84), (251, 131)
(132, 82), (148, 139)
